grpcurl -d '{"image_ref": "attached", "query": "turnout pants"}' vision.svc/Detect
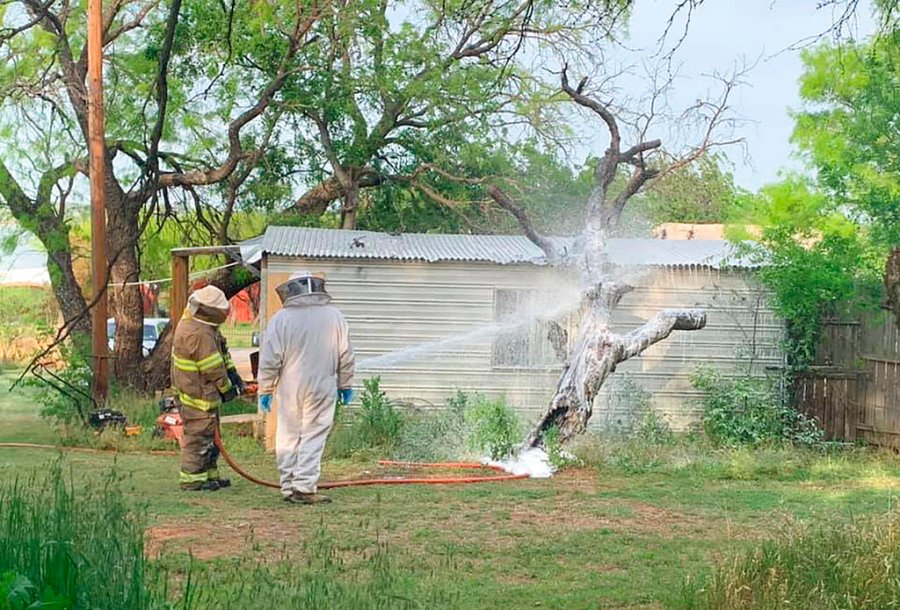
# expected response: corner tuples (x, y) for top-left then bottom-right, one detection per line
(275, 392), (336, 496)
(179, 405), (221, 487)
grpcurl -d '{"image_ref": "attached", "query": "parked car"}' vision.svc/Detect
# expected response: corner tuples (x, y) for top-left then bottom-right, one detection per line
(107, 317), (169, 357)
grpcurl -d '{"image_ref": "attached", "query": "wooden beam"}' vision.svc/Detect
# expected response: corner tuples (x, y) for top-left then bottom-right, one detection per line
(171, 245), (242, 256)
(171, 254), (189, 330)
(88, 0), (108, 404)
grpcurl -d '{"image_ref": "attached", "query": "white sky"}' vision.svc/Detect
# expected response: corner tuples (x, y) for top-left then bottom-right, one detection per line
(605, 0), (879, 190)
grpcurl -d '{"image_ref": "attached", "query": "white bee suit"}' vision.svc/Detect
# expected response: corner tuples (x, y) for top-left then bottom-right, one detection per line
(257, 292), (355, 496)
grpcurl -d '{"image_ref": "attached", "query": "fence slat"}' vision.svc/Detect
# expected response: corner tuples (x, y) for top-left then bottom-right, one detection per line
(792, 315), (899, 445)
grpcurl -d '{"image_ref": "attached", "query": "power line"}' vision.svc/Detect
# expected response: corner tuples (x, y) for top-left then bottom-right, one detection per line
(107, 261), (240, 288)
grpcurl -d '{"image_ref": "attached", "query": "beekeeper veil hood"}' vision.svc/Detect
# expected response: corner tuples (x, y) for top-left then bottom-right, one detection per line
(188, 285), (230, 325)
(276, 270), (327, 304)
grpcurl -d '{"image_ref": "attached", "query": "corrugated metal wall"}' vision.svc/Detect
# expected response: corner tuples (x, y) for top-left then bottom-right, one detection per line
(265, 257), (783, 429)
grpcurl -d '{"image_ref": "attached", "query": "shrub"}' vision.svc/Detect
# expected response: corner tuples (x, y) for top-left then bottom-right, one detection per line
(356, 377), (403, 449)
(27, 348), (94, 426)
(543, 425), (577, 469)
(676, 514), (900, 609)
(329, 387), (524, 462)
(465, 395), (521, 460)
(326, 377), (404, 457)
(392, 392), (474, 462)
(691, 367), (823, 447)
(601, 374), (673, 444)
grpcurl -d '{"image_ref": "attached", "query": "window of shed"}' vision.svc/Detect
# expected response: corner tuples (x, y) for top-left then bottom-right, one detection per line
(492, 289), (562, 369)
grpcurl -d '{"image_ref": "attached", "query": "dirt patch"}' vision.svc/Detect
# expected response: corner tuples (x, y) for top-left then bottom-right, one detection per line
(146, 509), (313, 560)
(147, 523), (252, 560)
(547, 467), (604, 493)
(506, 498), (721, 539)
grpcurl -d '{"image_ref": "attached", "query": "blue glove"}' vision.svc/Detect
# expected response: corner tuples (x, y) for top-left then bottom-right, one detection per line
(258, 394), (272, 414)
(338, 388), (354, 405)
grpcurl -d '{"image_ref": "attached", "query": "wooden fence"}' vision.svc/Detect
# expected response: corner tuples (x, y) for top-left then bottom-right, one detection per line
(793, 313), (900, 447)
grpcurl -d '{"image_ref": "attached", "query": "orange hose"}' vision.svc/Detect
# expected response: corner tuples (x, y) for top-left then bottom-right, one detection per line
(213, 427), (527, 490)
(378, 459), (509, 472)
(319, 472), (528, 489)
(0, 442), (177, 456)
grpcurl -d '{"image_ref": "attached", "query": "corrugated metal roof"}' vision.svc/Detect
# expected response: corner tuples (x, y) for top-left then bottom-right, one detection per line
(260, 226), (757, 269)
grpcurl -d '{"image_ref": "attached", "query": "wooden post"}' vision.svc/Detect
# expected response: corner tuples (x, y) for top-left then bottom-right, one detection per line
(87, 0), (109, 404)
(171, 254), (189, 330)
(260, 254), (278, 452)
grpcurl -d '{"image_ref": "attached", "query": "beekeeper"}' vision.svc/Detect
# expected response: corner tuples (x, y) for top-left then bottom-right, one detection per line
(171, 285), (243, 491)
(257, 271), (355, 505)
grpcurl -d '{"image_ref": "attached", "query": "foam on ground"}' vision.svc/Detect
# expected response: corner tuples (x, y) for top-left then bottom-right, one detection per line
(488, 447), (555, 478)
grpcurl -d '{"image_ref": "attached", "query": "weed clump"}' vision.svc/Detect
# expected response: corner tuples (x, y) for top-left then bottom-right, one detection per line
(676, 514), (900, 609)
(328, 381), (523, 462)
(464, 395), (521, 460)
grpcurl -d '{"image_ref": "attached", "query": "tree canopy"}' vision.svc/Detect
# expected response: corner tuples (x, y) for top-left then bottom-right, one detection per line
(738, 28), (899, 364)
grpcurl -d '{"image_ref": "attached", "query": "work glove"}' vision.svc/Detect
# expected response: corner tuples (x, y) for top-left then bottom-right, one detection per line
(338, 388), (355, 405)
(227, 369), (246, 395)
(258, 394), (272, 414)
(220, 386), (238, 403)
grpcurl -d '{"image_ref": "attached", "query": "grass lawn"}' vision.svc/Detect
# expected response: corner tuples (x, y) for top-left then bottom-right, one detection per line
(2, 375), (899, 608)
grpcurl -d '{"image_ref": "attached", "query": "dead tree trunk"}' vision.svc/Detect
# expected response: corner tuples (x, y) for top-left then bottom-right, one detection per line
(527, 284), (705, 445)
(489, 67), (738, 446)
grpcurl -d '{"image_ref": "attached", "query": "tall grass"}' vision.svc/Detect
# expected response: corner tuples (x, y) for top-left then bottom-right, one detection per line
(675, 514), (900, 610)
(0, 461), (156, 609)
(1, 460), (462, 609)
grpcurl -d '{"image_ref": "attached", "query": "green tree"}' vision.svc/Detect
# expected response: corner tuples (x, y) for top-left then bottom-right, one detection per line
(736, 28), (899, 367)
(736, 177), (881, 365)
(629, 153), (742, 227)
(0, 0), (618, 390)
(283, 0), (625, 229)
(0, 0), (320, 388)
(791, 31), (900, 327)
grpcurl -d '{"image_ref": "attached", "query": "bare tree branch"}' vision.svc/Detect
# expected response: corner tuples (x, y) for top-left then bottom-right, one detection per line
(621, 309), (707, 360)
(146, 0), (182, 172)
(158, 1), (322, 189)
(486, 184), (558, 261)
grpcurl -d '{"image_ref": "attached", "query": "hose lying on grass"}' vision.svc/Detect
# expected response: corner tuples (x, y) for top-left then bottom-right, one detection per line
(212, 427), (529, 489)
(0, 434), (530, 489)
(0, 442), (177, 455)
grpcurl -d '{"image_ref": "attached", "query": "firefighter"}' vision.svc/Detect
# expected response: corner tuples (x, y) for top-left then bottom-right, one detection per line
(172, 285), (243, 491)
(257, 270), (355, 505)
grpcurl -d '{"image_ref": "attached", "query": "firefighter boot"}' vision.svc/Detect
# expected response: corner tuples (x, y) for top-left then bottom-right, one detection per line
(181, 480), (220, 492)
(212, 478), (231, 489)
(284, 491), (331, 505)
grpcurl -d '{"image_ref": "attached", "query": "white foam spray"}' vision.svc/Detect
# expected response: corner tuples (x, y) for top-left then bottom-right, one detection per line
(488, 447), (555, 478)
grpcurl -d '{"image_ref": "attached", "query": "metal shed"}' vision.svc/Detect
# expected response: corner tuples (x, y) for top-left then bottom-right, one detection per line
(258, 226), (781, 430)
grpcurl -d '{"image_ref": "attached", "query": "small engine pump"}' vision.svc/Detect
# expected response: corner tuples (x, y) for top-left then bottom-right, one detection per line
(153, 396), (184, 443)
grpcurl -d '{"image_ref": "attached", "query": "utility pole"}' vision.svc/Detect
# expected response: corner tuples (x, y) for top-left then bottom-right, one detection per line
(88, 0), (109, 403)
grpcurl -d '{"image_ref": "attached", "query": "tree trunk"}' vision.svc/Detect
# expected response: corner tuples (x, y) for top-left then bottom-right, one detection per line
(341, 183), (360, 229)
(886, 247), (900, 331)
(526, 281), (706, 446)
(106, 185), (146, 389)
(35, 218), (90, 337)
